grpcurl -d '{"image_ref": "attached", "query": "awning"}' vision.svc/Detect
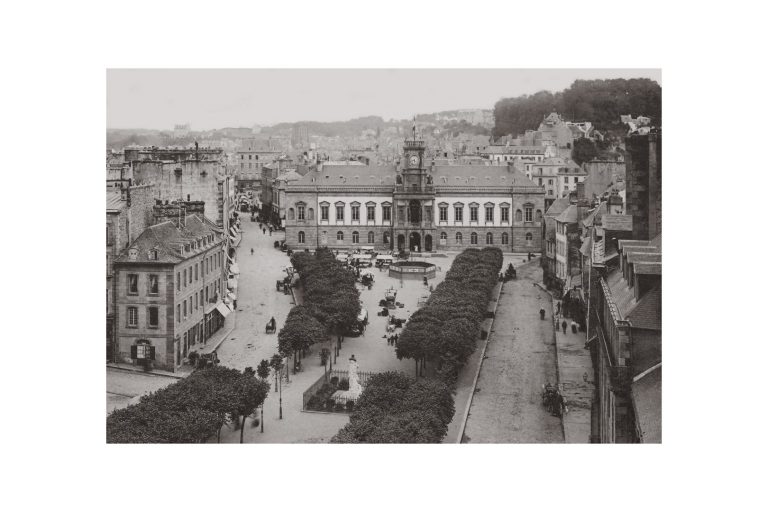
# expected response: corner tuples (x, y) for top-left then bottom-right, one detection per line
(216, 303), (232, 318)
(230, 263), (240, 275)
(230, 227), (238, 237)
(227, 291), (237, 302)
(227, 254), (235, 265)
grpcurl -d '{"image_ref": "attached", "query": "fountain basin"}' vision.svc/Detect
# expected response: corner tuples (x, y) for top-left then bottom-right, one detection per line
(388, 260), (437, 279)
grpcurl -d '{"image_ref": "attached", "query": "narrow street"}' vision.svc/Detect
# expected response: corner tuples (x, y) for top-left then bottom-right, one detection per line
(462, 260), (563, 443)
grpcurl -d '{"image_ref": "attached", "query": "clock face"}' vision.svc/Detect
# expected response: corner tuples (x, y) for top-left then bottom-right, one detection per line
(409, 155), (419, 166)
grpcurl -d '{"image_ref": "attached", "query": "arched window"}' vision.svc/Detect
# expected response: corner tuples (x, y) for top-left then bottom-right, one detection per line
(535, 209), (542, 222)
(470, 232), (478, 245)
(352, 231), (359, 244)
(336, 231), (344, 241)
(308, 208), (315, 220)
(367, 231), (375, 244)
(440, 232), (447, 241)
(456, 232), (463, 244)
(287, 208), (295, 220)
(298, 231), (305, 244)
(486, 232), (493, 244)
(501, 232), (509, 245)
(515, 209), (523, 222)
(525, 232), (533, 246)
(383, 232), (390, 244)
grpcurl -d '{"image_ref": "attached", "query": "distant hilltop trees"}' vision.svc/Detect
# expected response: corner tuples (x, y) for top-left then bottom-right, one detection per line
(492, 78), (661, 140)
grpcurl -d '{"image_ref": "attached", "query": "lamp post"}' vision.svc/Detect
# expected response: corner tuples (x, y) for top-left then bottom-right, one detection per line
(260, 404), (264, 433)
(278, 366), (283, 420)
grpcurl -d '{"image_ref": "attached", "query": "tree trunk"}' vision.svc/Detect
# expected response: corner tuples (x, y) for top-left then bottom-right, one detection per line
(415, 359), (419, 378)
(240, 415), (246, 443)
(217, 424), (222, 443)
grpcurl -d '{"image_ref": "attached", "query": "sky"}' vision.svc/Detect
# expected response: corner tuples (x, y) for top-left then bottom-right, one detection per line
(107, 69), (661, 130)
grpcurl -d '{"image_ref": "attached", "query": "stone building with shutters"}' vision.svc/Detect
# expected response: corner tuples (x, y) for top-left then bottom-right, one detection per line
(112, 214), (230, 372)
(283, 134), (545, 253)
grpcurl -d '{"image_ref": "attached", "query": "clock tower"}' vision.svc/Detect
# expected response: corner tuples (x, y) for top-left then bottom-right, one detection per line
(392, 126), (436, 253)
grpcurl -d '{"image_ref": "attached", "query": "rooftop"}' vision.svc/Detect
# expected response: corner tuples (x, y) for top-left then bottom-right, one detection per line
(632, 364), (661, 443)
(115, 215), (223, 265)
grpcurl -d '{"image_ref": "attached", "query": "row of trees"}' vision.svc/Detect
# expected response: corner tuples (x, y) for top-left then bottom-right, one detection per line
(492, 78), (662, 139)
(396, 247), (504, 385)
(331, 372), (455, 443)
(107, 366), (270, 444)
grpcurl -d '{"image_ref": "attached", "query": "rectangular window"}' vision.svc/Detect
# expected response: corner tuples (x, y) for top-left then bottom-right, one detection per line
(200, 290), (204, 307)
(148, 274), (159, 295)
(454, 206), (463, 222)
(321, 205), (329, 221)
(548, 179), (553, 185)
(189, 267), (193, 284)
(382, 206), (391, 222)
(485, 206), (493, 222)
(367, 206), (375, 221)
(439, 206), (448, 222)
(501, 207), (509, 222)
(183, 301), (187, 318)
(183, 269), (187, 287)
(177, 304), (181, 322)
(127, 274), (138, 295)
(470, 206), (478, 222)
(298, 206), (305, 220)
(564, 177), (569, 184)
(336, 206), (344, 221)
(127, 306), (138, 327)
(195, 264), (198, 281)
(148, 306), (158, 327)
(574, 177), (579, 183)
(351, 206), (360, 221)
(525, 207), (533, 222)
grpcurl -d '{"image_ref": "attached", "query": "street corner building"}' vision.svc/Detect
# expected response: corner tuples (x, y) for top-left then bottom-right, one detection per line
(282, 135), (546, 253)
(112, 214), (231, 372)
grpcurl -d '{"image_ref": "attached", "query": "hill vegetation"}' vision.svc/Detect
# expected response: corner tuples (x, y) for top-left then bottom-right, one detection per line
(492, 78), (661, 140)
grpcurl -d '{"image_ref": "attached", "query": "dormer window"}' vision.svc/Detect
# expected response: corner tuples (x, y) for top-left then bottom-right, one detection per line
(148, 249), (158, 260)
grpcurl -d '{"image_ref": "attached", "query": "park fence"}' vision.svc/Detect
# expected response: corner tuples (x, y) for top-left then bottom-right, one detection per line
(302, 368), (377, 410)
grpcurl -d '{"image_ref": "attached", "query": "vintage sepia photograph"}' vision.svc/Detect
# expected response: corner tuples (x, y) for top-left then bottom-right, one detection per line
(105, 69), (662, 444)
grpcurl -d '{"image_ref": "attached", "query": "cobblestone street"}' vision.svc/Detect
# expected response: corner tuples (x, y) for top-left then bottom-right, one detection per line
(462, 260), (564, 443)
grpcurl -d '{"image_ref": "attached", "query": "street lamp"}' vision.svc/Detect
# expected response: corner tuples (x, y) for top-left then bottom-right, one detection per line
(278, 365), (283, 420)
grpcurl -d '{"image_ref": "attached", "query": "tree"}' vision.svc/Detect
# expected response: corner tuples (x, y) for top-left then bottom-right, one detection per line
(331, 372), (455, 443)
(231, 368), (270, 443)
(571, 137), (598, 166)
(256, 359), (271, 380)
(278, 306), (326, 373)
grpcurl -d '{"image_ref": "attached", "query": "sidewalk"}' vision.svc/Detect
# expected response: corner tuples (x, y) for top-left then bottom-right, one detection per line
(539, 285), (594, 443)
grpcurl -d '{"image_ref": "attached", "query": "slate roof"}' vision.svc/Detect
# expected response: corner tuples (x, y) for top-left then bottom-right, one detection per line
(634, 262), (662, 275)
(292, 164), (540, 189)
(115, 215), (222, 265)
(106, 191), (125, 212)
(626, 285), (661, 330)
(632, 364), (661, 443)
(555, 204), (578, 224)
(545, 197), (571, 217)
(582, 202), (607, 228)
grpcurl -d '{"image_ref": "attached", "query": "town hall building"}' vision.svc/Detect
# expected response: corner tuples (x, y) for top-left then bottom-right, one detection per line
(284, 134), (545, 253)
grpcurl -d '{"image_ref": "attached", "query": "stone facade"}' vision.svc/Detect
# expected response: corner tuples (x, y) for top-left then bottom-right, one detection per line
(625, 131), (661, 241)
(113, 215), (229, 372)
(284, 138), (546, 254)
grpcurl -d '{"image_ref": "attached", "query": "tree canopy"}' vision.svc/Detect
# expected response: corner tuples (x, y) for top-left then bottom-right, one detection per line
(396, 247), (503, 385)
(492, 78), (661, 139)
(107, 366), (269, 444)
(331, 372), (455, 443)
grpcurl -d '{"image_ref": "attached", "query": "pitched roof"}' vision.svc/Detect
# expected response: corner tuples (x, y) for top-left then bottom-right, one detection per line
(582, 202), (607, 228)
(626, 285), (661, 330)
(632, 364), (661, 443)
(545, 197), (570, 217)
(292, 163), (540, 189)
(106, 191), (125, 212)
(115, 215), (222, 265)
(555, 204), (578, 224)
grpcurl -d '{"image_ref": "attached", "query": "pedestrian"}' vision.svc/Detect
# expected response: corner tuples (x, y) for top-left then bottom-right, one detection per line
(394, 333), (399, 346)
(561, 319), (567, 334)
(556, 301), (561, 315)
(269, 228), (272, 236)
(250, 248), (254, 255)
(262, 228), (266, 235)
(571, 320), (578, 334)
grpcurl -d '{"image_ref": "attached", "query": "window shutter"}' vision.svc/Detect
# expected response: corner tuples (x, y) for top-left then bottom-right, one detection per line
(149, 346), (156, 361)
(130, 345), (138, 359)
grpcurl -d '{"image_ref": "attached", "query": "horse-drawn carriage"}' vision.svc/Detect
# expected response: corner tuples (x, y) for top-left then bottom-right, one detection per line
(265, 318), (277, 334)
(359, 272), (374, 288)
